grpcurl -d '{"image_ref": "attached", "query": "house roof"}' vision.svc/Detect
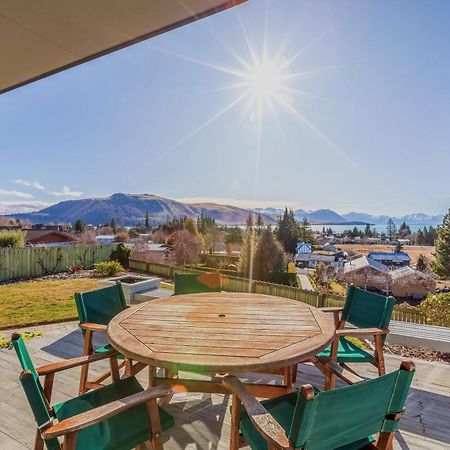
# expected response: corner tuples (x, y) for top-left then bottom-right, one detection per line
(25, 229), (77, 243)
(391, 266), (432, 280)
(343, 256), (390, 274)
(0, 0), (247, 94)
(296, 253), (335, 263)
(367, 252), (411, 262)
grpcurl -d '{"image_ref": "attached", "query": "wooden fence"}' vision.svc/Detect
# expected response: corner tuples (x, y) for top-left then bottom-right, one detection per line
(129, 258), (428, 325)
(0, 245), (115, 281)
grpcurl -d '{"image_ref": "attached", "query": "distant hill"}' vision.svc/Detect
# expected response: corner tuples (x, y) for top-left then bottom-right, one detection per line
(341, 211), (444, 226)
(6, 193), (445, 227)
(9, 193), (275, 226)
(254, 207), (365, 224)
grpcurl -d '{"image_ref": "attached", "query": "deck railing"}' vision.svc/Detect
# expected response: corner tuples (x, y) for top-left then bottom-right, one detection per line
(129, 258), (428, 325)
(0, 244), (115, 281)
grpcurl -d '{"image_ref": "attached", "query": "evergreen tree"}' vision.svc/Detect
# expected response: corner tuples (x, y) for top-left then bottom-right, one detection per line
(431, 209), (450, 278)
(386, 218), (397, 240)
(110, 218), (117, 234)
(394, 241), (403, 253)
(256, 213), (264, 237)
(224, 227), (243, 246)
(74, 219), (85, 233)
(253, 226), (286, 281)
(398, 221), (411, 238)
(298, 218), (315, 246)
(416, 229), (425, 245)
(416, 254), (428, 272)
(276, 208), (300, 255)
(364, 224), (372, 237)
(144, 211), (150, 229)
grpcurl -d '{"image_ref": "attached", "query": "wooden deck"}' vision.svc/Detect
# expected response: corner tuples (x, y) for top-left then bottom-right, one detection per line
(1, 321), (449, 449)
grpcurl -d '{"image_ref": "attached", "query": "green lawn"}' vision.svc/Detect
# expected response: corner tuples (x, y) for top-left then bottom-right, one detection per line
(0, 278), (100, 329)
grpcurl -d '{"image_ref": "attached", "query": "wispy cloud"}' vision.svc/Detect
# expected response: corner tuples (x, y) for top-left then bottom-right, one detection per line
(48, 186), (83, 198)
(0, 189), (34, 199)
(0, 200), (53, 214)
(15, 179), (46, 190)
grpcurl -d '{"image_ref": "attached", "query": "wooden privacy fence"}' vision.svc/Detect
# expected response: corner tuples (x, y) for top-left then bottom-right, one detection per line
(0, 245), (114, 281)
(129, 258), (428, 325)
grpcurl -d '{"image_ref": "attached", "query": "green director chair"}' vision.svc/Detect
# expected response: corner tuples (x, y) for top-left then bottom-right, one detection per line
(224, 360), (415, 450)
(316, 285), (396, 389)
(11, 333), (175, 450)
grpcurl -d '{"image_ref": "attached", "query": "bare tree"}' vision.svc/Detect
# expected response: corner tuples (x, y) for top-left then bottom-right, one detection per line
(77, 229), (97, 245)
(115, 228), (130, 243)
(172, 230), (200, 265)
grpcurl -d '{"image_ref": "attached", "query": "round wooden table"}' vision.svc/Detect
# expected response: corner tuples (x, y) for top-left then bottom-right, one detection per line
(107, 292), (334, 395)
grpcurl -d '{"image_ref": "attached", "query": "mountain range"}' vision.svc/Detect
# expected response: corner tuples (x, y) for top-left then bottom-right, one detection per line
(254, 207), (444, 226)
(5, 193), (445, 227)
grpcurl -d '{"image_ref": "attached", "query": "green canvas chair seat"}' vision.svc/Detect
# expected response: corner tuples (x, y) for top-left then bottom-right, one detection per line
(94, 343), (124, 359)
(52, 376), (175, 450)
(317, 337), (375, 364)
(225, 360), (415, 450)
(12, 334), (174, 450)
(174, 272), (221, 295)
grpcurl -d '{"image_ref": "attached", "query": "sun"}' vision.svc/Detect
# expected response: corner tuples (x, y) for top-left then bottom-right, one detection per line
(243, 58), (284, 103)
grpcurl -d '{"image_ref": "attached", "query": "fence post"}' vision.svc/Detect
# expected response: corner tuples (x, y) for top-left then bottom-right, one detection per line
(318, 293), (325, 308)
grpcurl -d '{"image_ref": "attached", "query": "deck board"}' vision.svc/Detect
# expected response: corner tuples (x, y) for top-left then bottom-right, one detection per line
(1, 321), (449, 449)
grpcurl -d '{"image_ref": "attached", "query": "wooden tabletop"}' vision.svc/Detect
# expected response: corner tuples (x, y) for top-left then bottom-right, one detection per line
(107, 292), (335, 373)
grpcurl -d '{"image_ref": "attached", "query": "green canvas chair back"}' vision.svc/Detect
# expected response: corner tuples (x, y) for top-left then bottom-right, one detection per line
(289, 362), (415, 450)
(11, 332), (38, 382)
(75, 283), (127, 325)
(342, 285), (395, 332)
(174, 272), (222, 295)
(11, 335), (60, 450)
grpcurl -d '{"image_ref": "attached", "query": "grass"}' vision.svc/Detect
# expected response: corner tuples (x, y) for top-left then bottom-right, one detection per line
(329, 281), (346, 296)
(0, 330), (43, 349)
(0, 278), (99, 329)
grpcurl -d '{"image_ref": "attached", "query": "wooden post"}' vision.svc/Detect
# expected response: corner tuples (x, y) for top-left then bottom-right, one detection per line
(230, 395), (241, 450)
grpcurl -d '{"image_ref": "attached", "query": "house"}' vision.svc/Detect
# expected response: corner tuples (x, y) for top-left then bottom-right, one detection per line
(296, 242), (312, 254)
(25, 229), (77, 247)
(321, 242), (338, 252)
(367, 251), (411, 268)
(391, 267), (436, 300)
(296, 249), (345, 269)
(95, 234), (116, 245)
(340, 256), (390, 292)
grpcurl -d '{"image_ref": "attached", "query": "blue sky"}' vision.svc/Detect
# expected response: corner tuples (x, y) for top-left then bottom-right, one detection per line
(0, 0), (449, 216)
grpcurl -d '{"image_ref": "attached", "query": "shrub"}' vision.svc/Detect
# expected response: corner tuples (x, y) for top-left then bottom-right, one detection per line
(110, 243), (131, 268)
(93, 261), (124, 277)
(0, 229), (26, 248)
(420, 292), (450, 327)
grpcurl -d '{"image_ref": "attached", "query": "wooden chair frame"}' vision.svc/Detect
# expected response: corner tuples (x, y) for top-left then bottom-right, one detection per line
(223, 361), (415, 450)
(317, 306), (390, 390)
(17, 345), (171, 450)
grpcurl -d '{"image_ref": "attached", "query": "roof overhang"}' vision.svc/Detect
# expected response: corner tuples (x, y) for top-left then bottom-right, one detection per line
(0, 0), (247, 95)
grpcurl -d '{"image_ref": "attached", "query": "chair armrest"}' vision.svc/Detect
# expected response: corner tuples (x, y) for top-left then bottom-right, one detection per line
(223, 376), (292, 449)
(42, 385), (172, 439)
(79, 323), (107, 332)
(36, 350), (118, 376)
(319, 307), (343, 313)
(336, 327), (389, 337)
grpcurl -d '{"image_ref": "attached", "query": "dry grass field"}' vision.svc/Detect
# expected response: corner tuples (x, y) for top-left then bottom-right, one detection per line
(338, 244), (435, 266)
(0, 278), (99, 329)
